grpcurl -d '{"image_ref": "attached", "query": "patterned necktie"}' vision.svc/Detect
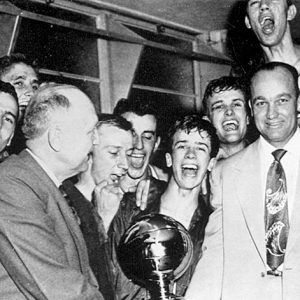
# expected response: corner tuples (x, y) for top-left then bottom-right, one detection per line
(265, 149), (289, 275)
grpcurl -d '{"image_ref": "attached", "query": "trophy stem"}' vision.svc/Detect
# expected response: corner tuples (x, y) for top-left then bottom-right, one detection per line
(149, 272), (171, 300)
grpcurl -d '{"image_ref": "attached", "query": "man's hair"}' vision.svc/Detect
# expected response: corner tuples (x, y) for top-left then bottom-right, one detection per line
(167, 114), (220, 159)
(22, 83), (77, 139)
(0, 53), (38, 78)
(202, 76), (250, 117)
(250, 61), (299, 98)
(96, 113), (133, 133)
(114, 96), (162, 138)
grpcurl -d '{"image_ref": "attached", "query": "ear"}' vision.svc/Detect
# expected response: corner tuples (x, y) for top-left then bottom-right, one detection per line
(208, 157), (216, 172)
(165, 152), (172, 168)
(246, 115), (250, 125)
(48, 126), (62, 152)
(287, 4), (297, 21)
(245, 15), (251, 29)
(153, 136), (161, 152)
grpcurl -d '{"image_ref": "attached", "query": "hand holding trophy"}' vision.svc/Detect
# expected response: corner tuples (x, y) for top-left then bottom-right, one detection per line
(117, 213), (193, 300)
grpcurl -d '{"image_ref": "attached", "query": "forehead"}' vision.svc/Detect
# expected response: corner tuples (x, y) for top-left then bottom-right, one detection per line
(208, 89), (246, 104)
(0, 92), (18, 114)
(121, 112), (157, 132)
(1, 63), (37, 81)
(251, 67), (296, 97)
(173, 128), (211, 148)
(96, 124), (133, 148)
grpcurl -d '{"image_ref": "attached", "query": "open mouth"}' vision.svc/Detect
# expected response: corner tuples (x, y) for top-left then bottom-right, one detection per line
(260, 15), (275, 34)
(182, 164), (198, 176)
(129, 152), (145, 167)
(222, 120), (239, 131)
(110, 174), (124, 186)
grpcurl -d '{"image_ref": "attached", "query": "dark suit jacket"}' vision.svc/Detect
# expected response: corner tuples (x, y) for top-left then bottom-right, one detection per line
(0, 150), (103, 299)
(61, 180), (116, 300)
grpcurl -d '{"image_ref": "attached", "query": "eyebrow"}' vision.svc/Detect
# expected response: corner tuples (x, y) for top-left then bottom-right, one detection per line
(174, 140), (209, 149)
(4, 111), (17, 120)
(252, 93), (292, 103)
(142, 131), (155, 135)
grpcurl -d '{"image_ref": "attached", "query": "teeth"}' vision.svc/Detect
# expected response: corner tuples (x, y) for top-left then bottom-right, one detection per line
(182, 164), (198, 170)
(260, 16), (272, 26)
(223, 120), (238, 126)
(130, 153), (144, 158)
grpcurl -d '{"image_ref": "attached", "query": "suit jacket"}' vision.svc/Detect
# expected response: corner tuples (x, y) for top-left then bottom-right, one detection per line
(0, 150), (103, 300)
(186, 139), (300, 300)
(61, 180), (116, 300)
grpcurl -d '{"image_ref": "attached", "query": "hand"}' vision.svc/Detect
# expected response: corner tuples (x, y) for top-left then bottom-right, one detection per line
(134, 178), (150, 211)
(93, 180), (124, 231)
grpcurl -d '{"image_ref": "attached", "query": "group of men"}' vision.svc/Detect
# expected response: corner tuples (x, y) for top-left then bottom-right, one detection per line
(0, 0), (298, 299)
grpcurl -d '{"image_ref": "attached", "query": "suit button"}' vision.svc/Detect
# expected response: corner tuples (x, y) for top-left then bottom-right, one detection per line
(261, 272), (265, 277)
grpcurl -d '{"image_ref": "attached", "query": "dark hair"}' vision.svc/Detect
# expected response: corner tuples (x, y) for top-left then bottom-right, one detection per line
(167, 114), (220, 158)
(0, 53), (38, 79)
(250, 61), (299, 98)
(113, 96), (161, 133)
(97, 113), (133, 133)
(0, 80), (18, 102)
(202, 76), (250, 116)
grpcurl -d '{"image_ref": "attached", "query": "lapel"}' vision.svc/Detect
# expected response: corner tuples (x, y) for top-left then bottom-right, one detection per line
(19, 151), (90, 276)
(234, 141), (266, 264)
(285, 158), (300, 257)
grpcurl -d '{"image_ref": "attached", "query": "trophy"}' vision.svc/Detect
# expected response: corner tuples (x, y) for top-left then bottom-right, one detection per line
(117, 213), (193, 300)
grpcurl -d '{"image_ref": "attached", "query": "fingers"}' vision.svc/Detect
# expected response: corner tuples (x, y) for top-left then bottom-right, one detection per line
(135, 179), (150, 210)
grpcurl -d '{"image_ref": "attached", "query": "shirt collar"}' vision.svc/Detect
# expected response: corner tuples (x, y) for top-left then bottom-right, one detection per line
(26, 149), (60, 187)
(259, 128), (300, 157)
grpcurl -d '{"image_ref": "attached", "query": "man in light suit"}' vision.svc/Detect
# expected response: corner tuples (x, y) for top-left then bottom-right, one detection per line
(0, 83), (104, 299)
(185, 62), (300, 300)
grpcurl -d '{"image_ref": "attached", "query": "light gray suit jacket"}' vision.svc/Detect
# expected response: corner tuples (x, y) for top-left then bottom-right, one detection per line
(186, 139), (300, 300)
(0, 150), (103, 299)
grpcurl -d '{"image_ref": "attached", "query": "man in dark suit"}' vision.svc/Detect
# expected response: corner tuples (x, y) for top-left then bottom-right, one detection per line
(186, 62), (300, 300)
(0, 83), (103, 299)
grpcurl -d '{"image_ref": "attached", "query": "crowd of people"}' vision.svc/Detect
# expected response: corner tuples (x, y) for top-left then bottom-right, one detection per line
(0, 0), (298, 299)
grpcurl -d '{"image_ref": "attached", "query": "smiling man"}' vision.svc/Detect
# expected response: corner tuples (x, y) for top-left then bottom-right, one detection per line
(113, 96), (168, 192)
(109, 114), (219, 299)
(203, 76), (250, 159)
(186, 62), (300, 300)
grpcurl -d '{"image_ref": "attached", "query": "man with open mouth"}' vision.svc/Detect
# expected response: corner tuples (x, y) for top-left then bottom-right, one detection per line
(245, 0), (300, 99)
(202, 76), (250, 160)
(109, 114), (219, 299)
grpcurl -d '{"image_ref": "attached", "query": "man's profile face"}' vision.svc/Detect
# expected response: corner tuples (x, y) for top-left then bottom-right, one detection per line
(207, 89), (248, 146)
(166, 128), (212, 190)
(92, 124), (133, 186)
(251, 67), (299, 148)
(0, 92), (18, 152)
(57, 89), (98, 177)
(121, 112), (159, 180)
(1, 63), (39, 115)
(245, 0), (295, 47)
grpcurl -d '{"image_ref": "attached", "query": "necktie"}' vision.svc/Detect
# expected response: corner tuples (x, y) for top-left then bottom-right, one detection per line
(265, 149), (289, 275)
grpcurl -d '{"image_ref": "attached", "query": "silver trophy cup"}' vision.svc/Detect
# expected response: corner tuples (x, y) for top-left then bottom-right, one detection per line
(117, 213), (193, 300)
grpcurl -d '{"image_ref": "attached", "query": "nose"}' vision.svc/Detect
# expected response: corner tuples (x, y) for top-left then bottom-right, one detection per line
(24, 84), (35, 97)
(266, 103), (278, 119)
(185, 147), (196, 159)
(224, 105), (234, 116)
(133, 134), (143, 150)
(260, 0), (270, 11)
(118, 153), (129, 172)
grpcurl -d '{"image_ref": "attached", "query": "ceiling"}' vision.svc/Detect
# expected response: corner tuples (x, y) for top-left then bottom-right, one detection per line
(99, 0), (300, 40)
